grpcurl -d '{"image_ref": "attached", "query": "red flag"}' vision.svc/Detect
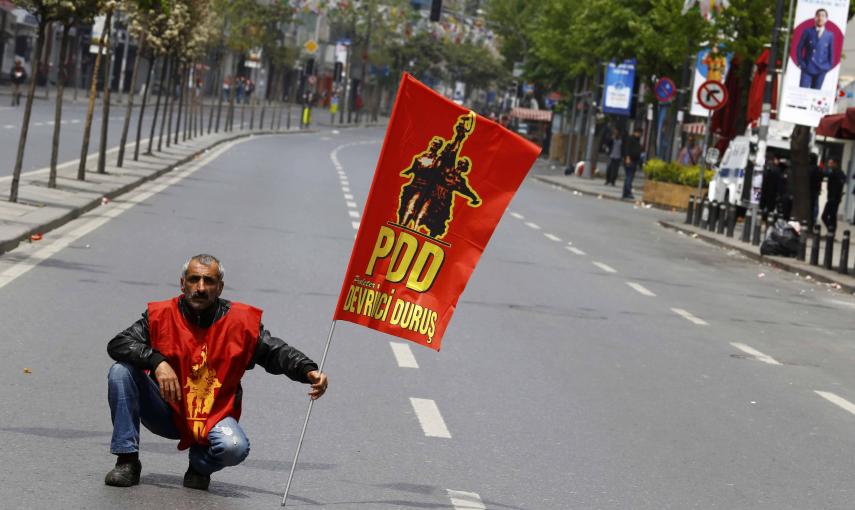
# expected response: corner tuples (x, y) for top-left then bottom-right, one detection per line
(333, 74), (540, 350)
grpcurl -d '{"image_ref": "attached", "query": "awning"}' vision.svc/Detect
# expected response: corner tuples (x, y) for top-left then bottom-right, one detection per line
(817, 108), (855, 139)
(510, 107), (552, 122)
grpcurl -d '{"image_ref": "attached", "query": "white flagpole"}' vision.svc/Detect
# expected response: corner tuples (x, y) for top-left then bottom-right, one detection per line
(281, 319), (337, 506)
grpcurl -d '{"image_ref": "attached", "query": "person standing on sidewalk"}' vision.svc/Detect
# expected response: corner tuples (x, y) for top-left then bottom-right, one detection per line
(621, 128), (642, 200)
(821, 158), (846, 232)
(605, 128), (622, 186)
(10, 60), (27, 107)
(104, 254), (328, 490)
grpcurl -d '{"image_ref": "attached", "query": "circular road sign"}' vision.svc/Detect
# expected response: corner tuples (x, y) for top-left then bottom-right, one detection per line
(697, 80), (728, 111)
(654, 77), (677, 103)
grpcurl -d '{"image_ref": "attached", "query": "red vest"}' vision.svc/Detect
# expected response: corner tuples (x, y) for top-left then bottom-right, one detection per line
(148, 297), (261, 450)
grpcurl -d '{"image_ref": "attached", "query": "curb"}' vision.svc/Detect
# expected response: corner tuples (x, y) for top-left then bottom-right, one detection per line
(0, 129), (313, 256)
(532, 174), (677, 212)
(658, 220), (855, 294)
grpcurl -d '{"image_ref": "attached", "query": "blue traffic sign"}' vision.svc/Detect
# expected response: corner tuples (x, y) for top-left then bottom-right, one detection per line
(655, 77), (677, 103)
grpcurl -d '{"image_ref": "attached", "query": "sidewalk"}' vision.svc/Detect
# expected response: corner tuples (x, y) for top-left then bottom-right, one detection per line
(530, 158), (855, 294)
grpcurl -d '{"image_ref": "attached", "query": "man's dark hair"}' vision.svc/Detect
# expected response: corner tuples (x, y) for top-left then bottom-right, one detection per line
(182, 254), (224, 280)
(816, 8), (828, 17)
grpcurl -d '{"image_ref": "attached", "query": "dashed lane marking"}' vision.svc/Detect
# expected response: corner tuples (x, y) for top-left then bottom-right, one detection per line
(626, 282), (656, 296)
(671, 308), (709, 326)
(566, 246), (586, 256)
(342, 186), (351, 193)
(524, 222), (540, 230)
(510, 212), (524, 220)
(816, 391), (855, 416)
(348, 210), (360, 218)
(410, 398), (451, 438)
(730, 343), (782, 365)
(390, 342), (419, 368)
(447, 490), (486, 510)
(592, 261), (617, 273)
(344, 193), (354, 200)
(351, 221), (360, 230)
(544, 233), (561, 242)
(3, 125), (14, 129)
(346, 201), (357, 209)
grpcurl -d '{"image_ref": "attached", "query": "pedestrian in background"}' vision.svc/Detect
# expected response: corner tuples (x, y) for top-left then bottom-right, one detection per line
(821, 158), (846, 231)
(605, 127), (622, 186)
(222, 75), (231, 100)
(10, 59), (26, 107)
(236, 77), (245, 104)
(621, 128), (642, 200)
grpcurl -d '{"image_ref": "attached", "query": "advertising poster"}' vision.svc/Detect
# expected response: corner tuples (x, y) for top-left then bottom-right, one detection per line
(602, 60), (636, 116)
(779, 0), (850, 127)
(690, 46), (733, 116)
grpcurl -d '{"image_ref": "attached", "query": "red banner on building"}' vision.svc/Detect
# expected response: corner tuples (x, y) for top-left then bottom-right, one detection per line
(333, 74), (540, 350)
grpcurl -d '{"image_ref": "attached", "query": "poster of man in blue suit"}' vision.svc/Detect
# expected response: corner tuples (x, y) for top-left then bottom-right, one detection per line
(796, 8), (836, 90)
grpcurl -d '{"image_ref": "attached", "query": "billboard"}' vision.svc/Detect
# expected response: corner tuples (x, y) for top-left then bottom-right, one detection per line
(602, 60), (636, 116)
(690, 47), (733, 117)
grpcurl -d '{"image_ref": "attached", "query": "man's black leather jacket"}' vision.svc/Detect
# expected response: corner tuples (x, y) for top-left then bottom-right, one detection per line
(107, 297), (318, 383)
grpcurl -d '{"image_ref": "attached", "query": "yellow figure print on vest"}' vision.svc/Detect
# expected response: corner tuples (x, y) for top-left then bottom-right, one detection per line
(184, 344), (222, 442)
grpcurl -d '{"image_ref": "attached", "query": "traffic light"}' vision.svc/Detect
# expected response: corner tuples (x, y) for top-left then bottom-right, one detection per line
(430, 0), (442, 22)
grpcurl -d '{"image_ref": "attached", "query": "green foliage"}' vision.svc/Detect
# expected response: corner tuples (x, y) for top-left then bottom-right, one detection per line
(644, 158), (712, 186)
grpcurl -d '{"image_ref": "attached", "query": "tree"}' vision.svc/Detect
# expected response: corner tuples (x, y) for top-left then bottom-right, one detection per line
(77, 2), (114, 181)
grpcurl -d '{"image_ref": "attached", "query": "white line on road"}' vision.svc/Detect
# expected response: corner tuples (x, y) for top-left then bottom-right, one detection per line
(447, 490), (486, 510)
(730, 343), (782, 365)
(351, 221), (360, 230)
(4, 124), (14, 129)
(566, 246), (586, 255)
(626, 281), (656, 296)
(70, 119), (80, 123)
(33, 122), (43, 126)
(341, 186), (351, 193)
(346, 201), (357, 208)
(815, 391), (855, 416)
(671, 308), (709, 326)
(510, 212), (524, 220)
(344, 193), (354, 200)
(544, 233), (561, 242)
(409, 398), (451, 438)
(348, 210), (360, 218)
(592, 261), (617, 273)
(390, 342), (419, 368)
(524, 222), (540, 230)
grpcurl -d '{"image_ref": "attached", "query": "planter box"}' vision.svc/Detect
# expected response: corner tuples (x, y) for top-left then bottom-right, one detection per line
(643, 180), (701, 210)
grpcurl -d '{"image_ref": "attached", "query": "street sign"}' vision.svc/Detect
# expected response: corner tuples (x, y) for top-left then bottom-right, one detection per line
(654, 77), (677, 103)
(304, 39), (318, 54)
(705, 147), (720, 165)
(697, 80), (727, 111)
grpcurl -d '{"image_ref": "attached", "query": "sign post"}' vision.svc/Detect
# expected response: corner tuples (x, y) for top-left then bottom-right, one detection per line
(696, 79), (728, 202)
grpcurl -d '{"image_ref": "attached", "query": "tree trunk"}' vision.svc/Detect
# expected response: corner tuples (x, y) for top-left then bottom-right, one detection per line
(48, 25), (71, 189)
(227, 60), (238, 131)
(174, 63), (186, 145)
(41, 22), (53, 100)
(134, 55), (154, 161)
(97, 10), (115, 174)
(77, 9), (110, 181)
(118, 34), (146, 167)
(789, 124), (812, 222)
(148, 55), (169, 155)
(209, 58), (221, 134)
(158, 57), (176, 151)
(10, 21), (47, 202)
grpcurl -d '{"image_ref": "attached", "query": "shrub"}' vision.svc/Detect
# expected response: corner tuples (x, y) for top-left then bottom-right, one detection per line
(643, 158), (713, 186)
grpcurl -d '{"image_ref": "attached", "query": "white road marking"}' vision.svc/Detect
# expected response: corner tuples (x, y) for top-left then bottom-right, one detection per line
(348, 210), (360, 218)
(70, 119), (80, 123)
(342, 186), (351, 193)
(33, 122), (44, 126)
(0, 138), (247, 290)
(344, 193), (354, 200)
(4, 124), (14, 129)
(566, 246), (586, 256)
(524, 222), (540, 230)
(592, 261), (617, 273)
(626, 281), (656, 296)
(826, 299), (855, 310)
(730, 343), (782, 365)
(390, 342), (419, 368)
(447, 490), (486, 510)
(346, 201), (358, 208)
(321, 136), (332, 141)
(510, 212), (524, 220)
(544, 233), (561, 242)
(816, 391), (855, 416)
(351, 221), (360, 230)
(671, 308), (709, 326)
(410, 398), (451, 438)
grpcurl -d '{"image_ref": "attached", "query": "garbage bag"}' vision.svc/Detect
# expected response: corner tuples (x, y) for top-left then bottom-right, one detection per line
(760, 219), (800, 257)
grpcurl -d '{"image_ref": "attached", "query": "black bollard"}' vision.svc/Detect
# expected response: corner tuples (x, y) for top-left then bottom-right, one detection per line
(707, 201), (718, 232)
(824, 231), (835, 270)
(700, 198), (709, 229)
(797, 221), (807, 261)
(716, 203), (727, 234)
(685, 195), (695, 224)
(741, 209), (753, 243)
(810, 225), (821, 266)
(839, 231), (850, 275)
(752, 210), (763, 246)
(694, 197), (705, 226)
(726, 204), (736, 238)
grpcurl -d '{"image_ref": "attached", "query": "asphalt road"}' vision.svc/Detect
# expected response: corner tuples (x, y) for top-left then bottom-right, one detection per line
(1, 125), (855, 509)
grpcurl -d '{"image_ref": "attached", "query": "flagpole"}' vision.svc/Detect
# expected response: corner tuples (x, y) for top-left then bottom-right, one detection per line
(281, 319), (337, 507)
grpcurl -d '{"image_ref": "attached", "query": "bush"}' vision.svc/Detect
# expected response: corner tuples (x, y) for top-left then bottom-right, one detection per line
(643, 158), (713, 186)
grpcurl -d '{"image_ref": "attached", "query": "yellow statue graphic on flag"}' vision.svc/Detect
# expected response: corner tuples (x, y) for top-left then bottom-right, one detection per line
(184, 344), (222, 442)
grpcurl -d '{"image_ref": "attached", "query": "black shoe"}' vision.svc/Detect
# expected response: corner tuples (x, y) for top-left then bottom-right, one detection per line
(105, 459), (141, 487)
(183, 464), (210, 491)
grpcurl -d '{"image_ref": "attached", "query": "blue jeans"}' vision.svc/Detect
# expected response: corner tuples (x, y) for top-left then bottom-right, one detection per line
(107, 362), (250, 476)
(623, 162), (637, 198)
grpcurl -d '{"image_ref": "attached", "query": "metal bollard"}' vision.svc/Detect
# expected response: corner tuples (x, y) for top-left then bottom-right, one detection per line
(716, 203), (727, 234)
(694, 197), (705, 226)
(700, 198), (709, 229)
(726, 204), (736, 238)
(838, 230), (850, 275)
(741, 209), (752, 243)
(797, 221), (807, 261)
(752, 210), (763, 246)
(810, 225), (821, 265)
(685, 195), (695, 224)
(707, 201), (718, 231)
(824, 231), (835, 270)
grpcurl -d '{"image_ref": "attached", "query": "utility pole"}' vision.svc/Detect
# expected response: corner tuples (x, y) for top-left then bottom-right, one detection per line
(669, 47), (694, 163)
